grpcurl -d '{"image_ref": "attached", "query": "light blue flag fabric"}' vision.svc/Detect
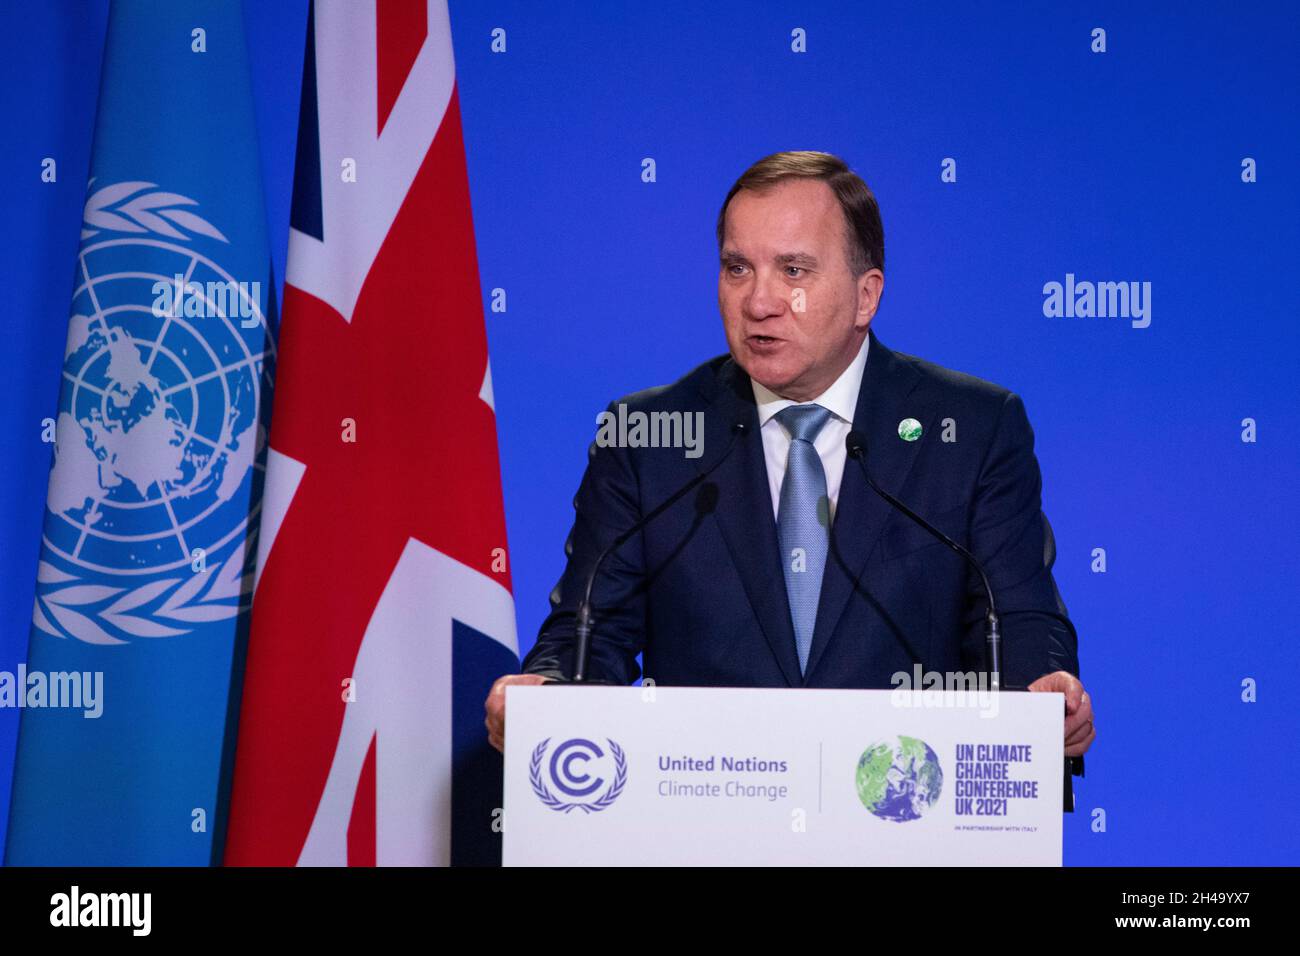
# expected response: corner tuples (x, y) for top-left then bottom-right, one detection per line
(5, 0), (275, 864)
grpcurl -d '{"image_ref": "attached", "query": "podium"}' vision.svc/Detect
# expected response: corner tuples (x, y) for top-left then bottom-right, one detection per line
(503, 685), (1063, 866)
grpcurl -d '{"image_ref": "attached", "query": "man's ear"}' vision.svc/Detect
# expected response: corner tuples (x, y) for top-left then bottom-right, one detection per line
(856, 268), (884, 328)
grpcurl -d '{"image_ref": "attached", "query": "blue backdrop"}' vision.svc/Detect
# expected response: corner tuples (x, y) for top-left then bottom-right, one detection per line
(2, 0), (1296, 866)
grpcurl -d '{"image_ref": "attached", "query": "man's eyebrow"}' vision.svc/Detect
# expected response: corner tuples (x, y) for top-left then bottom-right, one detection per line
(720, 251), (820, 268)
(776, 252), (819, 268)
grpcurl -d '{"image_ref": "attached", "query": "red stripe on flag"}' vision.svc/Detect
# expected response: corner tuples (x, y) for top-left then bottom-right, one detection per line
(347, 734), (378, 867)
(376, 0), (427, 135)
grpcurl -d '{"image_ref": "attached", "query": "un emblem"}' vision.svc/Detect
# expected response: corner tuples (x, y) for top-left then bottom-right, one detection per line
(32, 181), (274, 645)
(529, 737), (628, 813)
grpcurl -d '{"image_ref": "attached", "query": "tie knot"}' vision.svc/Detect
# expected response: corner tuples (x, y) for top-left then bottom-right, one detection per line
(776, 403), (832, 443)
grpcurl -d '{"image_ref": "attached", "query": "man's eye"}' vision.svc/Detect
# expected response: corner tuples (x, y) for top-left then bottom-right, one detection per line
(727, 264), (748, 276)
(785, 267), (805, 278)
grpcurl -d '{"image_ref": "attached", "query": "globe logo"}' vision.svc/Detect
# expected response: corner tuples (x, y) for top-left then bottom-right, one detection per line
(32, 182), (273, 645)
(855, 735), (943, 822)
(529, 737), (627, 813)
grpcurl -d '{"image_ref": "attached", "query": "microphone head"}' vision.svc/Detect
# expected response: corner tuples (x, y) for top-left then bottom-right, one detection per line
(845, 430), (868, 459)
(731, 421), (749, 435)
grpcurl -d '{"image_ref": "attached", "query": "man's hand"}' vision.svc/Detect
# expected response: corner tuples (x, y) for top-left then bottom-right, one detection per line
(1028, 670), (1096, 757)
(484, 673), (551, 753)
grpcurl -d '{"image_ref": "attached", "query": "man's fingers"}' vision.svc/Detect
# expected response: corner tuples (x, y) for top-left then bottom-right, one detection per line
(1065, 719), (1093, 746)
(1029, 671), (1085, 714)
(1065, 723), (1096, 757)
(1063, 693), (1093, 738)
(1064, 687), (1096, 754)
(483, 673), (550, 752)
(1062, 680), (1085, 713)
(1055, 680), (1093, 755)
(1063, 709), (1091, 741)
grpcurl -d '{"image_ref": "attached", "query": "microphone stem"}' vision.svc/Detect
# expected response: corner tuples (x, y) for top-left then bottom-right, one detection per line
(572, 605), (594, 684)
(985, 609), (1001, 693)
(851, 451), (1003, 693)
(570, 422), (748, 683)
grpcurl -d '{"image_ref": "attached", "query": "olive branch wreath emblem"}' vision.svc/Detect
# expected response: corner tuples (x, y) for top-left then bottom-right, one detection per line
(529, 738), (628, 813)
(31, 182), (255, 645)
(80, 180), (228, 243)
(34, 543), (255, 646)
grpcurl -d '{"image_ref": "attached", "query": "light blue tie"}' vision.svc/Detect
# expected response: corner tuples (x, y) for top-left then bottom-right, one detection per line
(775, 404), (833, 675)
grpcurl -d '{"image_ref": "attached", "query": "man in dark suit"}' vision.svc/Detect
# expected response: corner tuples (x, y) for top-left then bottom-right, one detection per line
(485, 151), (1095, 767)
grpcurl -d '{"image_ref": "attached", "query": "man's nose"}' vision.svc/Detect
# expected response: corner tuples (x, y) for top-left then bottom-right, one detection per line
(743, 271), (786, 321)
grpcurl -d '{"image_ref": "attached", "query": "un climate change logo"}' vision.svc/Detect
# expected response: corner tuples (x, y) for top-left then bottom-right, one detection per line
(32, 181), (272, 645)
(856, 736), (944, 823)
(530, 737), (627, 813)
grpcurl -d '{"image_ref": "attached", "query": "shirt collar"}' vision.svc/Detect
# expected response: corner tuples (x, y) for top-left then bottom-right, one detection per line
(750, 333), (871, 429)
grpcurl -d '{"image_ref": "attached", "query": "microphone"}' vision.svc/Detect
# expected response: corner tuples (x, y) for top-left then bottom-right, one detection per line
(567, 420), (750, 683)
(825, 479), (926, 674)
(844, 433), (1083, 811)
(844, 431), (1003, 692)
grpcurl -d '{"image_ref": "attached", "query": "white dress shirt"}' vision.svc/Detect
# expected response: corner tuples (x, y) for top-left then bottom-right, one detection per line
(750, 334), (870, 522)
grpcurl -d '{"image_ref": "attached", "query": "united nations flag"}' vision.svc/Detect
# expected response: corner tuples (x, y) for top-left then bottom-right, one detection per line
(5, 0), (275, 865)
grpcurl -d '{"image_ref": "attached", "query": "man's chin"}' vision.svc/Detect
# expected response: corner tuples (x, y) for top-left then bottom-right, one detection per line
(733, 353), (799, 396)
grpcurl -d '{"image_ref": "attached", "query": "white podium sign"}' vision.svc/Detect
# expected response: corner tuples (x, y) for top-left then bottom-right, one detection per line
(503, 685), (1063, 866)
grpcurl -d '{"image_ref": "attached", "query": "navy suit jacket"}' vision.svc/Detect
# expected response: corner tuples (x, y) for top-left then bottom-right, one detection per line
(521, 330), (1080, 693)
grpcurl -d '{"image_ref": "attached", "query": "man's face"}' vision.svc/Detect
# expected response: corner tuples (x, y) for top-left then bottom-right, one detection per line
(718, 178), (882, 402)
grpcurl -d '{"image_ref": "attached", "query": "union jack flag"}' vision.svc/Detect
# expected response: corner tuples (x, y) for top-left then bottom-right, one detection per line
(224, 0), (518, 867)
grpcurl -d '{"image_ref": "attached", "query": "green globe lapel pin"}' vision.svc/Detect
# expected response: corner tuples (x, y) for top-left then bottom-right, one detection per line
(898, 418), (923, 442)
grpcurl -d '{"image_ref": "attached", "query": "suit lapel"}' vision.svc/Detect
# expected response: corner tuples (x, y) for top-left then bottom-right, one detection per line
(802, 331), (925, 683)
(696, 360), (803, 687)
